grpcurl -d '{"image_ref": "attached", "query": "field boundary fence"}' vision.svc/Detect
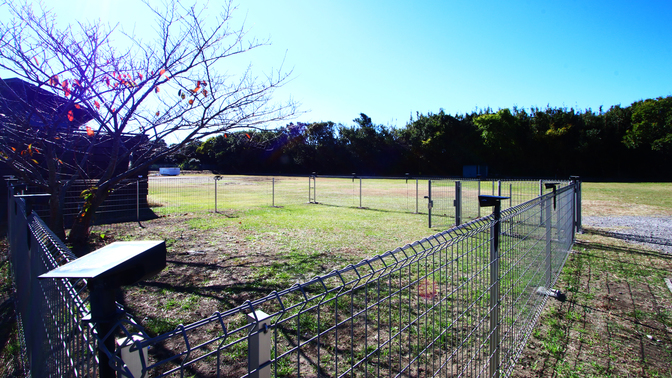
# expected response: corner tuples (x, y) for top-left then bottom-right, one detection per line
(7, 177), (581, 377)
(6, 174), (574, 233)
(4, 174), (575, 233)
(92, 174), (572, 233)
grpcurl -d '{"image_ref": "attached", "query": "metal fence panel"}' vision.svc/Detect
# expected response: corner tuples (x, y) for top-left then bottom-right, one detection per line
(94, 182), (579, 378)
(7, 178), (579, 378)
(7, 190), (98, 377)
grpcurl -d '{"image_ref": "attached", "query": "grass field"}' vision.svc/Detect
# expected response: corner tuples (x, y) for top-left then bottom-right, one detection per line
(146, 175), (552, 228)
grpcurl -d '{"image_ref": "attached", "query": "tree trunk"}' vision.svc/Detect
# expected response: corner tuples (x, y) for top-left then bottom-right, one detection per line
(66, 187), (110, 256)
(48, 188), (66, 242)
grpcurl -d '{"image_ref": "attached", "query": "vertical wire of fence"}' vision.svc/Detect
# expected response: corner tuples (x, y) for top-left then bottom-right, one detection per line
(79, 182), (580, 378)
(7, 189), (98, 377)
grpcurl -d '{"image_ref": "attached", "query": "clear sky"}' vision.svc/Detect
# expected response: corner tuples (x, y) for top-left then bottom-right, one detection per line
(2, 0), (672, 128)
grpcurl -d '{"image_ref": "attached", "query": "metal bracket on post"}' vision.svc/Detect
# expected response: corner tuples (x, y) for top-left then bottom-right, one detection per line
(116, 334), (148, 377)
(247, 310), (272, 378)
(479, 195), (509, 378)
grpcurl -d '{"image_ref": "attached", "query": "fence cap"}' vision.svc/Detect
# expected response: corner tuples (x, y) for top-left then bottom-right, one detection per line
(39, 241), (166, 287)
(478, 195), (510, 207)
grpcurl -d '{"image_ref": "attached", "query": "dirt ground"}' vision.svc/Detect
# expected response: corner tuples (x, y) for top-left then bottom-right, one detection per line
(513, 230), (672, 377)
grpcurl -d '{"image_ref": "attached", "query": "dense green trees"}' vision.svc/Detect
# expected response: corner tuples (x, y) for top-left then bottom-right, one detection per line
(165, 96), (672, 180)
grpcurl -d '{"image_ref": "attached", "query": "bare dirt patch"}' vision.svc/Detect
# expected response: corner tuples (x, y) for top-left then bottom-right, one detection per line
(92, 213), (363, 339)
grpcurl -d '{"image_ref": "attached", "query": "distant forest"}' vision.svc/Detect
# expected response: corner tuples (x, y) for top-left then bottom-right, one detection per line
(161, 96), (672, 180)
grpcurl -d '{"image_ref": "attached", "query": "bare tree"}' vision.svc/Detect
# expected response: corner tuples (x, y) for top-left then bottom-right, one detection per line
(0, 0), (298, 249)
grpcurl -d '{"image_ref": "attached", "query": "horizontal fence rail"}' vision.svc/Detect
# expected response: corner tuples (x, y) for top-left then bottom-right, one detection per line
(93, 182), (579, 377)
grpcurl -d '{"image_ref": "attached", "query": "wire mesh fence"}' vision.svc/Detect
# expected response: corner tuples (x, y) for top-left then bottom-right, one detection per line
(6, 175), (570, 236)
(7, 190), (98, 377)
(308, 176), (429, 214)
(90, 182), (577, 378)
(429, 179), (571, 229)
(7, 177), (579, 377)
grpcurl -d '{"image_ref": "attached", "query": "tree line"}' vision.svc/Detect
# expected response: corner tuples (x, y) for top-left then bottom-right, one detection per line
(164, 96), (672, 180)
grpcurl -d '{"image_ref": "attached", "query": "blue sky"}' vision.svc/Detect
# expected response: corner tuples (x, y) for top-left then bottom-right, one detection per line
(3, 0), (672, 128)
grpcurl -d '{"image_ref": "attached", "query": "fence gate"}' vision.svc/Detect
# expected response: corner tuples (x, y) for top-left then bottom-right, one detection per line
(427, 179), (456, 228)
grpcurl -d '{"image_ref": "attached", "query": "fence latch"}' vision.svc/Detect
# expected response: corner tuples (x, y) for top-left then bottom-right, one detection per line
(424, 196), (433, 209)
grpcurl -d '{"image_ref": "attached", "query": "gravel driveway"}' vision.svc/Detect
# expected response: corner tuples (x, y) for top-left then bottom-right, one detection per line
(583, 216), (672, 254)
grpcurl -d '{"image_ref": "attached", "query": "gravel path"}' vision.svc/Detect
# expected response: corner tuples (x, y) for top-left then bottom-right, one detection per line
(583, 216), (672, 254)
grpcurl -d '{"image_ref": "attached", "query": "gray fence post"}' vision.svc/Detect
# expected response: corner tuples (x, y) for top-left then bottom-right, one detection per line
(454, 181), (462, 226)
(478, 180), (482, 218)
(570, 176), (582, 233)
(479, 195), (509, 378)
(415, 179), (419, 214)
(509, 183), (512, 208)
(497, 180), (501, 196)
(308, 174), (317, 204)
(426, 180), (433, 228)
(272, 178), (275, 207)
(247, 310), (272, 378)
(214, 176), (222, 212)
(545, 193), (553, 288)
(313, 173), (317, 204)
(359, 177), (362, 208)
